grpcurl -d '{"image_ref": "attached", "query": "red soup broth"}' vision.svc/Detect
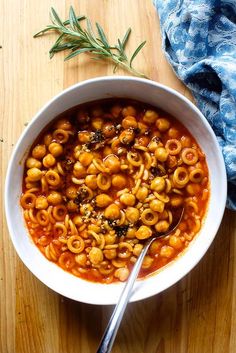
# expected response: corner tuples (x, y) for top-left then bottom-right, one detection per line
(20, 99), (210, 284)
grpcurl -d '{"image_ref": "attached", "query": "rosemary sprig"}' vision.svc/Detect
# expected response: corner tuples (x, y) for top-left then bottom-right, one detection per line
(34, 6), (148, 78)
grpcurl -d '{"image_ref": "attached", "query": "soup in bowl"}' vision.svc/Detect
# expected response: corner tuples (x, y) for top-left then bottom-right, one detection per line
(5, 76), (226, 304)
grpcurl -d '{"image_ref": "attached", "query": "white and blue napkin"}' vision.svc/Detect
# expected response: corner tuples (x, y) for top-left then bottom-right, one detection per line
(154, 0), (236, 210)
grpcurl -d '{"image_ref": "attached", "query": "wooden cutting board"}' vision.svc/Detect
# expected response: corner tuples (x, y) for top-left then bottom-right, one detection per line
(1, 1), (236, 352)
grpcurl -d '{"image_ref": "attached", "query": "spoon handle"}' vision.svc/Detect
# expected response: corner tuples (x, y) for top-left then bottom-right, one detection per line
(96, 237), (154, 353)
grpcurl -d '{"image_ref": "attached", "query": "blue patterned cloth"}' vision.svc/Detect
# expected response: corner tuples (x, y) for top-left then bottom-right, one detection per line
(154, 0), (236, 210)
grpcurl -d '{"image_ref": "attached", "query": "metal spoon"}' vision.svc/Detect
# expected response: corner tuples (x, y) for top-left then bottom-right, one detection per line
(96, 207), (184, 353)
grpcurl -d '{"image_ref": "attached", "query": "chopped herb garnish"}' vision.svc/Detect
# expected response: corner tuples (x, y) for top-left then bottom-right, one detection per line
(107, 220), (129, 237)
(74, 187), (89, 204)
(91, 130), (104, 144)
(150, 166), (166, 177)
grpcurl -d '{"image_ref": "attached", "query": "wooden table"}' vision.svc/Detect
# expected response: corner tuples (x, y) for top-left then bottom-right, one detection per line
(1, 1), (235, 352)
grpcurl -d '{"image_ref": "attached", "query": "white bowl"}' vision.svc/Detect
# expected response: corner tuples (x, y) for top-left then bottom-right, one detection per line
(5, 76), (227, 305)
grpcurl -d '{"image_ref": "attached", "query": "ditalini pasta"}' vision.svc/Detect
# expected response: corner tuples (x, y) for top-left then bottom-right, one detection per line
(20, 99), (209, 283)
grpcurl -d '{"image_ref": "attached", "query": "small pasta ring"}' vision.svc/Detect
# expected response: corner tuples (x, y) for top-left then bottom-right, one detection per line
(67, 235), (85, 254)
(141, 208), (159, 226)
(181, 148), (199, 165)
(97, 173), (111, 191)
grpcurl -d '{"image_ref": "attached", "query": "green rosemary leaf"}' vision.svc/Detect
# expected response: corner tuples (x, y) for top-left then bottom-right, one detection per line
(64, 47), (94, 61)
(63, 15), (85, 26)
(69, 6), (81, 31)
(130, 40), (146, 68)
(96, 23), (109, 48)
(86, 18), (95, 40)
(117, 39), (127, 61)
(50, 7), (64, 27)
(121, 28), (131, 49)
(113, 62), (119, 73)
(34, 25), (58, 37)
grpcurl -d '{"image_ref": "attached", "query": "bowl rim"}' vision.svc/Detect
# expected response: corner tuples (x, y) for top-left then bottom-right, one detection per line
(4, 76), (227, 304)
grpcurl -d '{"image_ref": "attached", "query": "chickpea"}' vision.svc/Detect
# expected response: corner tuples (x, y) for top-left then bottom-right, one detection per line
(148, 140), (159, 152)
(75, 253), (87, 266)
(104, 233), (116, 245)
(80, 203), (93, 215)
(104, 203), (120, 220)
(126, 227), (136, 239)
(150, 199), (165, 213)
(155, 147), (169, 162)
(65, 186), (77, 199)
(32, 144), (46, 160)
(151, 177), (165, 192)
(151, 130), (161, 139)
(67, 200), (78, 212)
(103, 146), (113, 157)
(135, 136), (149, 147)
(43, 154), (56, 168)
(73, 215), (83, 226)
(102, 122), (116, 138)
(186, 183), (201, 196)
(111, 174), (127, 189)
(48, 142), (63, 157)
(85, 175), (97, 190)
(96, 194), (112, 208)
(104, 154), (121, 173)
(114, 267), (129, 282)
(137, 122), (148, 134)
(158, 210), (169, 220)
(122, 105), (136, 117)
(136, 225), (152, 240)
(160, 245), (175, 258)
(87, 163), (99, 175)
(73, 162), (87, 178)
(133, 243), (143, 257)
(143, 110), (159, 124)
(79, 151), (93, 167)
(27, 167), (42, 181)
(35, 196), (48, 210)
(76, 110), (89, 124)
(125, 207), (140, 223)
(122, 116), (138, 129)
(104, 249), (117, 260)
(55, 118), (72, 131)
(88, 247), (104, 265)
(168, 127), (179, 139)
(156, 118), (170, 131)
(111, 104), (122, 118)
(141, 255), (154, 269)
(91, 106), (103, 117)
(88, 224), (101, 233)
(119, 129), (135, 145)
(44, 133), (52, 147)
(25, 180), (38, 189)
(181, 135), (191, 148)
(136, 186), (149, 202)
(155, 220), (169, 233)
(91, 116), (103, 130)
(149, 240), (161, 255)
(47, 191), (63, 205)
(169, 235), (183, 250)
(120, 193), (136, 206)
(170, 195), (184, 207)
(78, 131), (91, 144)
(26, 157), (42, 169)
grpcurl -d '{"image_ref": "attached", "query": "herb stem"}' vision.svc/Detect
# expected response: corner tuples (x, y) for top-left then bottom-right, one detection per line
(34, 6), (148, 79)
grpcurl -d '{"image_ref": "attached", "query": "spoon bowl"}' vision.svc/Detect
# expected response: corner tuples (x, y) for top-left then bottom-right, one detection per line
(97, 207), (185, 353)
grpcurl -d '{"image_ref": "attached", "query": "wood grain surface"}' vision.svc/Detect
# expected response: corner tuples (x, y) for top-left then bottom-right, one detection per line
(1, 1), (236, 352)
